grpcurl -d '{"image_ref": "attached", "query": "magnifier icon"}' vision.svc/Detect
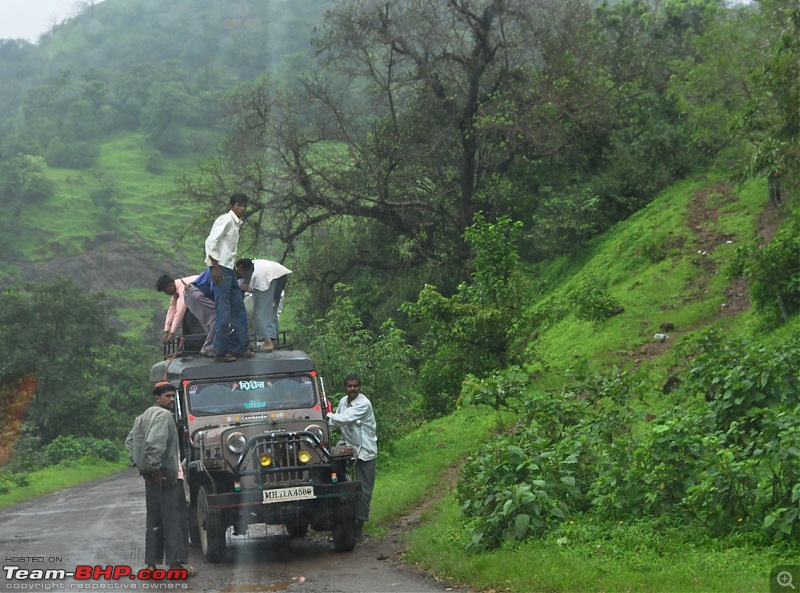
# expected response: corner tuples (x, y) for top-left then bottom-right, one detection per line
(778, 571), (796, 589)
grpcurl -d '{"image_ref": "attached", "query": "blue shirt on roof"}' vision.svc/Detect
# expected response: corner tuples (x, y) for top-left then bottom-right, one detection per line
(191, 268), (216, 301)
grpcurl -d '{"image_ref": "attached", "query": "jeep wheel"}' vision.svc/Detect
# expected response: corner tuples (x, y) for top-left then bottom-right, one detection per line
(331, 497), (357, 552)
(198, 486), (227, 563)
(187, 501), (201, 546)
(284, 520), (309, 539)
(331, 521), (357, 551)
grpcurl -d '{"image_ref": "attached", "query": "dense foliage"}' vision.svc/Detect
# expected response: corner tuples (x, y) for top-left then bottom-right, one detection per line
(455, 332), (800, 549)
(298, 286), (419, 445)
(729, 211), (800, 325)
(0, 280), (154, 449)
(402, 214), (524, 416)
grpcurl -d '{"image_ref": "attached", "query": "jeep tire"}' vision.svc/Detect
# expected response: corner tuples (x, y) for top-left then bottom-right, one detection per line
(331, 497), (358, 552)
(198, 486), (227, 563)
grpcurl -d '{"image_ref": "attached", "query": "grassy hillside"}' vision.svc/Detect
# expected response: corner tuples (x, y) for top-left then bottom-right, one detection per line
(379, 174), (798, 593)
(3, 132), (211, 342)
(517, 174), (782, 380)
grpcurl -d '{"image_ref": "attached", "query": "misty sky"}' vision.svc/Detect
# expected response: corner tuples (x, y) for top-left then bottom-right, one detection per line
(0, 0), (106, 43)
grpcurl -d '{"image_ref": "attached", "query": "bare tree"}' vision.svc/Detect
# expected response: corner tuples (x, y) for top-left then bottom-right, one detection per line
(180, 0), (615, 276)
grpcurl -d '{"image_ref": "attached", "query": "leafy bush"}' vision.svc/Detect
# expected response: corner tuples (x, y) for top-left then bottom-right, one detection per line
(729, 214), (800, 325)
(11, 472), (30, 487)
(458, 366), (529, 413)
(680, 329), (800, 434)
(44, 138), (99, 169)
(456, 335), (800, 547)
(403, 214), (524, 416)
(6, 430), (46, 473)
(44, 436), (121, 465)
(145, 153), (164, 174)
(569, 273), (621, 323)
(456, 366), (643, 549)
(594, 335), (800, 540)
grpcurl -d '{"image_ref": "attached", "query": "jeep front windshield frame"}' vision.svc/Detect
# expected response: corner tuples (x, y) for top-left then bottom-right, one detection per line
(186, 374), (317, 416)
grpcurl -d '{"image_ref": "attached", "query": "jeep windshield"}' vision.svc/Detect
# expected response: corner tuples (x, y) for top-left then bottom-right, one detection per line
(186, 374), (316, 416)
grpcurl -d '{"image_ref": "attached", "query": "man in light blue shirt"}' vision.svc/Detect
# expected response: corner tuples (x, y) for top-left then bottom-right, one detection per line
(204, 193), (250, 361)
(327, 375), (378, 541)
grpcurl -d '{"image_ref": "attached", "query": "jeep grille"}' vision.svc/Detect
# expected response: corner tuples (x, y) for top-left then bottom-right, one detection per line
(239, 432), (327, 486)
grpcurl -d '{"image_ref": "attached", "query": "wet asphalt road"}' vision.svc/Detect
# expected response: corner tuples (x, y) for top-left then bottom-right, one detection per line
(0, 468), (464, 593)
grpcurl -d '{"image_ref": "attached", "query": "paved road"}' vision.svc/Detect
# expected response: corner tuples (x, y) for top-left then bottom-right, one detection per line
(0, 468), (465, 593)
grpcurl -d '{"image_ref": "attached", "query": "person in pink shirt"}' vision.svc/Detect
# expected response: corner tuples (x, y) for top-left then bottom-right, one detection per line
(156, 275), (198, 342)
(156, 274), (216, 356)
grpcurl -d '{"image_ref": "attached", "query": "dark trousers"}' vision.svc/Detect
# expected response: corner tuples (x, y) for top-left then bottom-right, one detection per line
(144, 479), (187, 567)
(355, 459), (375, 522)
(212, 266), (248, 356)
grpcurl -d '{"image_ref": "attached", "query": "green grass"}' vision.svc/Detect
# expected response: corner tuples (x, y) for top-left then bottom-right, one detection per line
(405, 497), (787, 593)
(0, 459), (128, 510)
(12, 133), (205, 267)
(370, 406), (503, 528)
(106, 287), (165, 339)
(370, 403), (793, 593)
(522, 175), (770, 380)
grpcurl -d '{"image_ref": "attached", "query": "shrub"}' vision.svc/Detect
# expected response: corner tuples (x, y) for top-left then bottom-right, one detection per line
(6, 429), (46, 473)
(145, 153), (164, 174)
(44, 436), (121, 465)
(11, 472), (30, 487)
(569, 273), (620, 323)
(403, 214), (524, 416)
(44, 139), (99, 169)
(456, 366), (643, 549)
(729, 214), (800, 325)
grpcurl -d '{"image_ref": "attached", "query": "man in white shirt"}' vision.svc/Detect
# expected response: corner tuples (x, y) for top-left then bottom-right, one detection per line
(327, 375), (378, 541)
(235, 258), (292, 352)
(204, 193), (250, 362)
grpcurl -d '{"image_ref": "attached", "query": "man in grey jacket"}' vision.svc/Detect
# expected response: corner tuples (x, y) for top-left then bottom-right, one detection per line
(126, 382), (194, 575)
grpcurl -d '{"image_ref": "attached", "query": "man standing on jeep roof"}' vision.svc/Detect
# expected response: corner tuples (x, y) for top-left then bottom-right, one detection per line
(204, 193), (250, 362)
(235, 257), (292, 353)
(125, 382), (196, 576)
(327, 375), (377, 542)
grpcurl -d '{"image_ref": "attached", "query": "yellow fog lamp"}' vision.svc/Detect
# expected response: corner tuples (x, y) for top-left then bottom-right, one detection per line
(259, 454), (272, 467)
(297, 449), (313, 464)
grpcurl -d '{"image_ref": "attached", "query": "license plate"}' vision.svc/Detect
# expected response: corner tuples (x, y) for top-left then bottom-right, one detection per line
(262, 486), (315, 504)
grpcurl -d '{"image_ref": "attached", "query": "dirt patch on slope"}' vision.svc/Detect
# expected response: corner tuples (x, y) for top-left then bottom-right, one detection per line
(24, 235), (191, 295)
(13, 234), (193, 343)
(620, 182), (781, 367)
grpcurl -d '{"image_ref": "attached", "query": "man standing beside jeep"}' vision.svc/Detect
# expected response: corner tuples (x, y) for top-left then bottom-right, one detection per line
(125, 382), (195, 576)
(327, 375), (378, 541)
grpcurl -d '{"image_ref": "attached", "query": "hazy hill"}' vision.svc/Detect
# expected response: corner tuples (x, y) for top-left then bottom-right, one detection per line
(0, 0), (331, 342)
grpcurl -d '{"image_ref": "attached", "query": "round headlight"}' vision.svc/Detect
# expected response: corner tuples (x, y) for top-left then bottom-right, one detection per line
(297, 449), (313, 464)
(304, 424), (325, 442)
(259, 454), (272, 467)
(226, 432), (247, 454)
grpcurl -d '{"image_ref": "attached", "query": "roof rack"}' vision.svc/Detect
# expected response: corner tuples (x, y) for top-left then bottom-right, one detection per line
(163, 329), (294, 358)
